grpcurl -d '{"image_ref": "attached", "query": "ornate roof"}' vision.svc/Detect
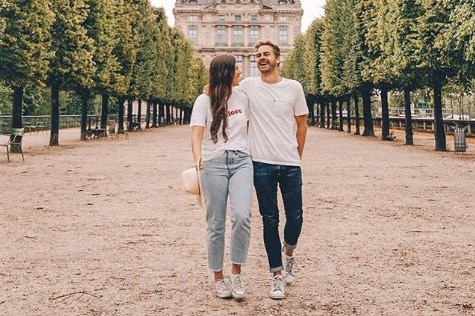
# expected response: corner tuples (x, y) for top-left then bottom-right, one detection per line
(178, 0), (299, 5)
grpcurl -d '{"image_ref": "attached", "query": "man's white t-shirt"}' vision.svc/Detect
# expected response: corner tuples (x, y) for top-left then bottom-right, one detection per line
(190, 87), (250, 161)
(239, 77), (308, 166)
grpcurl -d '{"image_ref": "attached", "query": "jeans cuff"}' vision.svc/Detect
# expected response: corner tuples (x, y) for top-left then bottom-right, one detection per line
(270, 266), (283, 273)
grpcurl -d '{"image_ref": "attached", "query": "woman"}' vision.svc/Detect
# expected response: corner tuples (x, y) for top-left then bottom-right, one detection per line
(190, 55), (253, 300)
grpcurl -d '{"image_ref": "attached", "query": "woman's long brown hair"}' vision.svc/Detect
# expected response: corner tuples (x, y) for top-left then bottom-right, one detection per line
(208, 55), (235, 143)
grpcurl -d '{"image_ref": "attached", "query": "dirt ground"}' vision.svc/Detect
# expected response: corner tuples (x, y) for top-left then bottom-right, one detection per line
(0, 126), (473, 316)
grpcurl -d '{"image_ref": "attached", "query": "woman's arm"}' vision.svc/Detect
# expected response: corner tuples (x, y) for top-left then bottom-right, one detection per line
(191, 126), (205, 168)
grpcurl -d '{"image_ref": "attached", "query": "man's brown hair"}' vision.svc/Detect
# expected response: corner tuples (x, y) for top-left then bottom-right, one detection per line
(255, 40), (281, 59)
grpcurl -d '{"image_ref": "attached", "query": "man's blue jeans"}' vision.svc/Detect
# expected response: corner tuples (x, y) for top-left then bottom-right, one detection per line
(253, 162), (303, 272)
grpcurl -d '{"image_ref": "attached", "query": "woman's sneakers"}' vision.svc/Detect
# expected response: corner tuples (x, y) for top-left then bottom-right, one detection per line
(216, 275), (246, 300)
(215, 277), (232, 298)
(230, 274), (246, 300)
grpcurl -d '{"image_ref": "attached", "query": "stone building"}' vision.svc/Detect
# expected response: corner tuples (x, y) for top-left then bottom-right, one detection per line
(173, 0), (303, 76)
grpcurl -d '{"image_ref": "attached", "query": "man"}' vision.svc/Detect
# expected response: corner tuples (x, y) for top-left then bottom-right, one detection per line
(239, 40), (308, 300)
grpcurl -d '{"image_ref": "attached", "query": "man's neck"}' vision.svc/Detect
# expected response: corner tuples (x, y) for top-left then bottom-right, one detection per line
(260, 72), (281, 84)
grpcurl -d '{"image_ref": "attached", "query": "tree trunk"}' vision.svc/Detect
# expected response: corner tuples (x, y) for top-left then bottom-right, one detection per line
(127, 98), (133, 131)
(433, 82), (446, 151)
(137, 99), (142, 130)
(166, 103), (171, 125)
(12, 86), (23, 128)
(354, 95), (360, 135)
(80, 92), (90, 141)
(100, 94), (109, 129)
(152, 100), (158, 128)
(362, 88), (374, 136)
(49, 84), (60, 146)
(381, 87), (390, 140)
(118, 96), (125, 133)
(404, 87), (413, 145)
(331, 98), (337, 129)
(145, 100), (151, 129)
(346, 98), (351, 134)
(307, 96), (315, 126)
(159, 101), (164, 126)
(10, 86), (23, 152)
(319, 99), (325, 128)
(338, 98), (343, 131)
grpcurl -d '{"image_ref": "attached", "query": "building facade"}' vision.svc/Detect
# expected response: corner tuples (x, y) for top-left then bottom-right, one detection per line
(173, 0), (303, 76)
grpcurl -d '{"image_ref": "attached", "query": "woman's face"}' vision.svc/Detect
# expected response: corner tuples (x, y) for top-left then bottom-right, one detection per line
(231, 65), (242, 86)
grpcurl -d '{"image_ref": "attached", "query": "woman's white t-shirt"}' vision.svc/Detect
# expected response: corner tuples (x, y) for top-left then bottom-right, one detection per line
(190, 87), (250, 161)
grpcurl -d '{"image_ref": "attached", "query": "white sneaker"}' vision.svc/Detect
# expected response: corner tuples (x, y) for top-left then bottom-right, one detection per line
(215, 277), (232, 299)
(283, 253), (295, 285)
(269, 275), (285, 300)
(230, 274), (246, 300)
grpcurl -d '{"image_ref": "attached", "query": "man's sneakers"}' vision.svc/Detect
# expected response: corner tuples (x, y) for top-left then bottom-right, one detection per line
(216, 275), (246, 300)
(215, 277), (232, 299)
(282, 253), (295, 285)
(269, 275), (285, 300)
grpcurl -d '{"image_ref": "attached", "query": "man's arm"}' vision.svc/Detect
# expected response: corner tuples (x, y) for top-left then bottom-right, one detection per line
(295, 115), (308, 159)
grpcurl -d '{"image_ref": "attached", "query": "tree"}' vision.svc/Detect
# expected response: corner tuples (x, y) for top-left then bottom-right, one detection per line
(149, 7), (172, 127)
(414, 0), (457, 151)
(385, 0), (425, 145)
(0, 0), (53, 133)
(85, 0), (122, 131)
(112, 0), (137, 133)
(48, 0), (94, 145)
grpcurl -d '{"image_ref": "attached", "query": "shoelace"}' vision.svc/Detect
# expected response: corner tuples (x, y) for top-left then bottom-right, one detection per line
(233, 276), (243, 291)
(217, 279), (229, 291)
(273, 277), (283, 292)
(286, 257), (295, 274)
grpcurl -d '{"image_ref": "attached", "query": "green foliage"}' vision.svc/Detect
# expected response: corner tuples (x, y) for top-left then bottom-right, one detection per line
(0, 0), (54, 88)
(0, 82), (11, 114)
(23, 85), (49, 115)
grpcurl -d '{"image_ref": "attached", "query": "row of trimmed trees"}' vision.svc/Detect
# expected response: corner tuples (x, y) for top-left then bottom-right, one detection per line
(282, 0), (474, 151)
(0, 0), (206, 145)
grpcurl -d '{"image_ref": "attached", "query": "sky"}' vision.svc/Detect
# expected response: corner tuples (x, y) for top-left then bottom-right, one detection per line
(150, 0), (325, 33)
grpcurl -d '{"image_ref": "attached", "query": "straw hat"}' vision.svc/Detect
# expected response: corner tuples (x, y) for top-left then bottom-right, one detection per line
(181, 158), (203, 207)
(181, 166), (200, 195)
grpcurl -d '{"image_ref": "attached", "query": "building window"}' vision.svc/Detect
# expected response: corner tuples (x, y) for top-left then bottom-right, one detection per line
(278, 0), (288, 4)
(279, 16), (287, 22)
(250, 15), (258, 22)
(250, 55), (258, 77)
(235, 55), (243, 72)
(235, 15), (241, 22)
(249, 25), (260, 46)
(188, 25), (198, 43)
(189, 15), (197, 22)
(218, 14), (225, 21)
(278, 25), (288, 45)
(189, 0), (197, 3)
(232, 25), (243, 45)
(279, 54), (285, 69)
(216, 25), (227, 46)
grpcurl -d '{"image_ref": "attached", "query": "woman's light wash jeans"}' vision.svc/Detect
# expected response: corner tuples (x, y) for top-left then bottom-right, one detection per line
(201, 150), (253, 271)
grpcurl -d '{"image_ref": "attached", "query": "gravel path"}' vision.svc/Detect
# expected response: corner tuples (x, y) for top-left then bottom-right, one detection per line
(1, 126), (473, 315)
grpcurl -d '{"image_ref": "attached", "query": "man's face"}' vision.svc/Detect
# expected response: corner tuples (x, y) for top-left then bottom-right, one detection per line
(256, 45), (279, 74)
